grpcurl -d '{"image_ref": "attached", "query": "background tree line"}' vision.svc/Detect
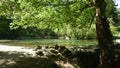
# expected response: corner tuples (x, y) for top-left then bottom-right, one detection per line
(0, 16), (58, 39)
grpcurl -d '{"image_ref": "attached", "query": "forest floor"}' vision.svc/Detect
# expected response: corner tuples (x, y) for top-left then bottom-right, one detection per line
(0, 39), (120, 68)
(0, 44), (83, 68)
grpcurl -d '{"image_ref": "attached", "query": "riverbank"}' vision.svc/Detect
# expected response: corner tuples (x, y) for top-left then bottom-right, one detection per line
(0, 43), (120, 68)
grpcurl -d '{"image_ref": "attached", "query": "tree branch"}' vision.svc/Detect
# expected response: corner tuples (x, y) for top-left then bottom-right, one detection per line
(89, 12), (96, 28)
(79, 2), (94, 12)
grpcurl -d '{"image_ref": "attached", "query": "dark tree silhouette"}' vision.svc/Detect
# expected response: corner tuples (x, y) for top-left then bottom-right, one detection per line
(95, 0), (115, 68)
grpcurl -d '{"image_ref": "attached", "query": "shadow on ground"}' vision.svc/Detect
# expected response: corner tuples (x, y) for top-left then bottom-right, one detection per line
(0, 45), (120, 68)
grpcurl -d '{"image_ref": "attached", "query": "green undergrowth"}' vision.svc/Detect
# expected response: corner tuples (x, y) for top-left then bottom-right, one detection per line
(0, 39), (97, 47)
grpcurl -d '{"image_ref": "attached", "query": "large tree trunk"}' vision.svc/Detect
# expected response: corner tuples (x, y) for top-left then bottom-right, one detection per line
(95, 0), (115, 68)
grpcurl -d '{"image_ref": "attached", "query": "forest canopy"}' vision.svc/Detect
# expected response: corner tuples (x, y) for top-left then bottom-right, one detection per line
(0, 0), (119, 39)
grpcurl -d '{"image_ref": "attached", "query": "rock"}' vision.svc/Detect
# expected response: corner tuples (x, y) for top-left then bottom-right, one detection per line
(36, 51), (44, 56)
(45, 46), (49, 49)
(54, 44), (59, 50)
(50, 49), (58, 54)
(87, 45), (99, 50)
(62, 49), (72, 57)
(34, 46), (42, 51)
(58, 46), (66, 52)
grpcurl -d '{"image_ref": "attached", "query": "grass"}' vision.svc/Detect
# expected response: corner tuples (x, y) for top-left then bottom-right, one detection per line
(0, 39), (98, 47)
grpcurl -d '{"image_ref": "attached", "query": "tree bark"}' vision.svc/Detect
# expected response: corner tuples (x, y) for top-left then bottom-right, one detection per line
(94, 0), (115, 68)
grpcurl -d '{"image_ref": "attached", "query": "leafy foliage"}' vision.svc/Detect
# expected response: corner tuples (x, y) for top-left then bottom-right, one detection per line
(0, 0), (118, 39)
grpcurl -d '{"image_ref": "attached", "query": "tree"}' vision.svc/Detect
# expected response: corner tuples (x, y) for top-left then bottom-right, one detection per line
(95, 0), (115, 68)
(105, 0), (118, 24)
(0, 0), (115, 67)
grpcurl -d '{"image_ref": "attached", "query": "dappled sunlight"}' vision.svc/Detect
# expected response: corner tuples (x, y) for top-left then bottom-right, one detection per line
(0, 45), (36, 56)
(115, 39), (120, 43)
(0, 44), (99, 68)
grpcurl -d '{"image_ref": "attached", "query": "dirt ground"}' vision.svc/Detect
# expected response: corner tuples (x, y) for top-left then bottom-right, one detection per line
(0, 44), (120, 68)
(0, 45), (82, 68)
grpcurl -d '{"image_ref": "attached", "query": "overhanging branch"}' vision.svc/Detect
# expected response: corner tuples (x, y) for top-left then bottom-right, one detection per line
(79, 1), (95, 12)
(89, 12), (96, 28)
